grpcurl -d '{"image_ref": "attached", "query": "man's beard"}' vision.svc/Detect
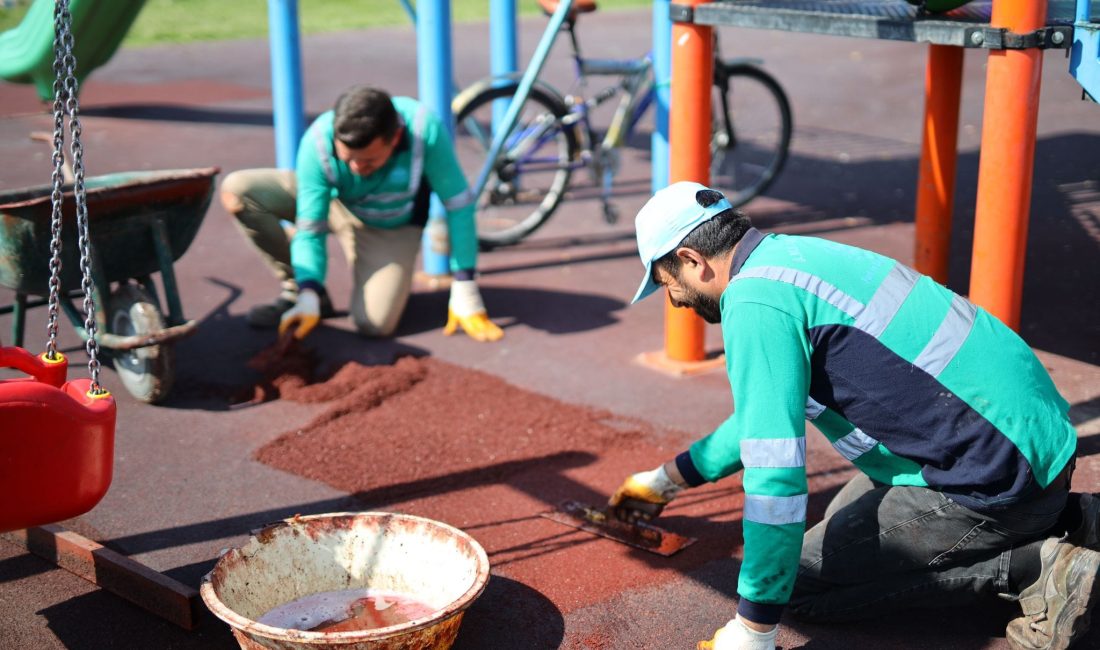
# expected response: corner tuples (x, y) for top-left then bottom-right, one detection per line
(679, 285), (722, 324)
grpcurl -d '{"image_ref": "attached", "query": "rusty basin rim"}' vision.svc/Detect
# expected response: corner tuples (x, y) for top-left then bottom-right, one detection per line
(199, 511), (490, 644)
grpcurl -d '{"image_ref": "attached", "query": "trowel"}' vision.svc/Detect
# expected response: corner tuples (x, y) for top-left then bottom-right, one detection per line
(540, 500), (696, 557)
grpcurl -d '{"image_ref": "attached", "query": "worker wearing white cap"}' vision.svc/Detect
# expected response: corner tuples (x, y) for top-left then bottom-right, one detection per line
(610, 181), (1097, 650)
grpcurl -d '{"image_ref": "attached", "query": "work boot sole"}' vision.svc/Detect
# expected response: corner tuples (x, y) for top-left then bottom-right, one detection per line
(1007, 545), (1100, 650)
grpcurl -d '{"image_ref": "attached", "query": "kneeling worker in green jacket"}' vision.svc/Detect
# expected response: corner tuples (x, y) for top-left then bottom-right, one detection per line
(221, 85), (502, 342)
(612, 182), (1099, 650)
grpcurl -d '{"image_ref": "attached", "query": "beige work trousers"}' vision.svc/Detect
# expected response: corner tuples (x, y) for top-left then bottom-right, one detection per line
(221, 168), (422, 337)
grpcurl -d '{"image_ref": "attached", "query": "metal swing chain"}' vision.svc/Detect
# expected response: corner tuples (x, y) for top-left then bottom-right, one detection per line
(44, 2), (68, 360)
(45, 0), (104, 393)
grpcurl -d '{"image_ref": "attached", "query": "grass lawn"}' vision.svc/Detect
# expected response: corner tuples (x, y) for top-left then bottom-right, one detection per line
(0, 0), (649, 47)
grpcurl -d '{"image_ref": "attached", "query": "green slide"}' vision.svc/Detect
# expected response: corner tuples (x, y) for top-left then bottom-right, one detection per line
(0, 0), (148, 101)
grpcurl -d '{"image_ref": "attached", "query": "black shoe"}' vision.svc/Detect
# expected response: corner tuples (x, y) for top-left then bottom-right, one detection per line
(247, 292), (336, 329)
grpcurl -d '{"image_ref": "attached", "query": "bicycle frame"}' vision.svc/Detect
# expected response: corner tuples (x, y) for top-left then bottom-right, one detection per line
(459, 2), (792, 247)
(470, 0), (654, 200)
(496, 15), (658, 205)
(564, 17), (656, 155)
(470, 0), (575, 201)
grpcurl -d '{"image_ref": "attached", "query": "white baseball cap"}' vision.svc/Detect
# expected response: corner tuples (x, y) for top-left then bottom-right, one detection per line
(631, 181), (733, 303)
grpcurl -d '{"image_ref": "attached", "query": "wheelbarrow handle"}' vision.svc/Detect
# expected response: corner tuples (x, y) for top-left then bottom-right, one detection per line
(0, 346), (68, 388)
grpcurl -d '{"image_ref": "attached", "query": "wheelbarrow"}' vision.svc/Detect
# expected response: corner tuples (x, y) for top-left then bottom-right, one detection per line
(0, 167), (219, 403)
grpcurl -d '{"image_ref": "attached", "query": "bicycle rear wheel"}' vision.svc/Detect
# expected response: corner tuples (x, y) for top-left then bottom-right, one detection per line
(711, 64), (792, 208)
(453, 83), (577, 249)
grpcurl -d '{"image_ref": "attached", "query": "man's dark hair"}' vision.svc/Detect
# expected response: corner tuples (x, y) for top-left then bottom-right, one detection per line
(333, 86), (400, 149)
(652, 189), (752, 283)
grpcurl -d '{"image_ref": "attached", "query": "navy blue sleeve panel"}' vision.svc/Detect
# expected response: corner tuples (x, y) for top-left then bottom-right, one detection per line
(675, 450), (707, 487)
(806, 324), (1034, 509)
(737, 598), (784, 625)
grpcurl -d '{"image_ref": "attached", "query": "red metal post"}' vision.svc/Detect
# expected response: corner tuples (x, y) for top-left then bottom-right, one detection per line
(914, 44), (964, 284)
(666, 0), (712, 362)
(969, 0), (1047, 329)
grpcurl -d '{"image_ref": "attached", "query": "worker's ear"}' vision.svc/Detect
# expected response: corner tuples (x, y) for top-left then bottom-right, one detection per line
(674, 247), (712, 282)
(389, 126), (405, 147)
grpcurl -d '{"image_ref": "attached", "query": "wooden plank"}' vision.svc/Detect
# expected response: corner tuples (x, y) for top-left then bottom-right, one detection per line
(3, 525), (199, 630)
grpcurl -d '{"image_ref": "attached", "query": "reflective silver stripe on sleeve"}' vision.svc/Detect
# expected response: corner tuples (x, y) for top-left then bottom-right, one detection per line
(913, 294), (977, 377)
(733, 267), (863, 319)
(805, 397), (826, 421)
(854, 263), (920, 338)
(296, 219), (329, 234)
(443, 188), (474, 211)
(832, 427), (879, 461)
(313, 127), (336, 185)
(741, 438), (806, 468)
(744, 494), (808, 525)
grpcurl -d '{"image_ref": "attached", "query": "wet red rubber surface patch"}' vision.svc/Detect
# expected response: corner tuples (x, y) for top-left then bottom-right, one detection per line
(252, 350), (765, 614)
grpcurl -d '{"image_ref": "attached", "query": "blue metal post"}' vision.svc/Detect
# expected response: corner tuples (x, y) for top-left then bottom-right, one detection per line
(417, 0), (454, 276)
(473, 0), (574, 198)
(1071, 0), (1100, 100)
(267, 0), (305, 169)
(490, 0), (519, 127)
(651, 0), (672, 193)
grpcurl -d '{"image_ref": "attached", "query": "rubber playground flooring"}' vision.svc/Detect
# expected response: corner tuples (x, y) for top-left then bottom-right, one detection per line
(2, 8), (1100, 650)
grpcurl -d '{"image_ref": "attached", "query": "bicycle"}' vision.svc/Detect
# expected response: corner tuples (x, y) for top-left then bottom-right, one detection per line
(452, 0), (792, 249)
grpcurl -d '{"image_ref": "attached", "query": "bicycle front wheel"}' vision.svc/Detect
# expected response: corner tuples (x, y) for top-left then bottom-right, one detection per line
(711, 64), (792, 208)
(453, 83), (577, 249)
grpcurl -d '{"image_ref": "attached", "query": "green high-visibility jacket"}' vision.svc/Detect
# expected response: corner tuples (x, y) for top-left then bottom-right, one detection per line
(291, 97), (477, 287)
(673, 229), (1076, 624)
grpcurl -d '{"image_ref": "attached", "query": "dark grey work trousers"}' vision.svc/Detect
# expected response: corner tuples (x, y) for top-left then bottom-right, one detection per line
(788, 473), (1069, 622)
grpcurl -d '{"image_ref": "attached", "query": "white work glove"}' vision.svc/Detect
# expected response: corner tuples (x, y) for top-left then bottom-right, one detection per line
(443, 280), (503, 342)
(698, 617), (777, 650)
(278, 289), (320, 339)
(608, 464), (685, 523)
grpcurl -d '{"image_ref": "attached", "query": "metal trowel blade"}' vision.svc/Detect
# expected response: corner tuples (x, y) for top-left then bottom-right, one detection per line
(540, 499), (696, 556)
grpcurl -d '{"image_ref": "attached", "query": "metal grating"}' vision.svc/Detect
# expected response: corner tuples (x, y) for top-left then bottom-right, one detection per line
(690, 1), (1091, 47)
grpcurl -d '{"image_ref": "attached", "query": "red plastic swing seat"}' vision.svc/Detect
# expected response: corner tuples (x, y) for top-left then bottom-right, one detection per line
(0, 346), (116, 534)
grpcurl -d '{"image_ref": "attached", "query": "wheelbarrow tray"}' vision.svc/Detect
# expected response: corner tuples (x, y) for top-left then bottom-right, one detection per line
(0, 167), (219, 295)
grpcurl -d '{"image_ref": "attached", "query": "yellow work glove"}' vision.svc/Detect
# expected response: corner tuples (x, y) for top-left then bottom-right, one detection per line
(698, 617), (777, 650)
(443, 279), (503, 342)
(278, 289), (320, 340)
(608, 464), (685, 524)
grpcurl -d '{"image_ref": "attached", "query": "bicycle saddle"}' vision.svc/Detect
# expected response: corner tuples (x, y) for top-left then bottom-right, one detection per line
(538, 0), (597, 19)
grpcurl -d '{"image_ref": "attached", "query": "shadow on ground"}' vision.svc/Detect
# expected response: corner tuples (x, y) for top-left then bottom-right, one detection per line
(0, 549), (237, 650)
(161, 277), (432, 410)
(453, 575), (565, 649)
(93, 451), (600, 586)
(81, 105), (321, 129)
(398, 286), (626, 337)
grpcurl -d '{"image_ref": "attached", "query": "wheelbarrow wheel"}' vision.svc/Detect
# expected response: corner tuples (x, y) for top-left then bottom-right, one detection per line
(107, 283), (175, 403)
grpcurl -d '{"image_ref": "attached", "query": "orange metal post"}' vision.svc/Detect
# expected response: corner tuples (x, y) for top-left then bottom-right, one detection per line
(914, 44), (964, 284)
(665, 0), (713, 362)
(969, 0), (1047, 330)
